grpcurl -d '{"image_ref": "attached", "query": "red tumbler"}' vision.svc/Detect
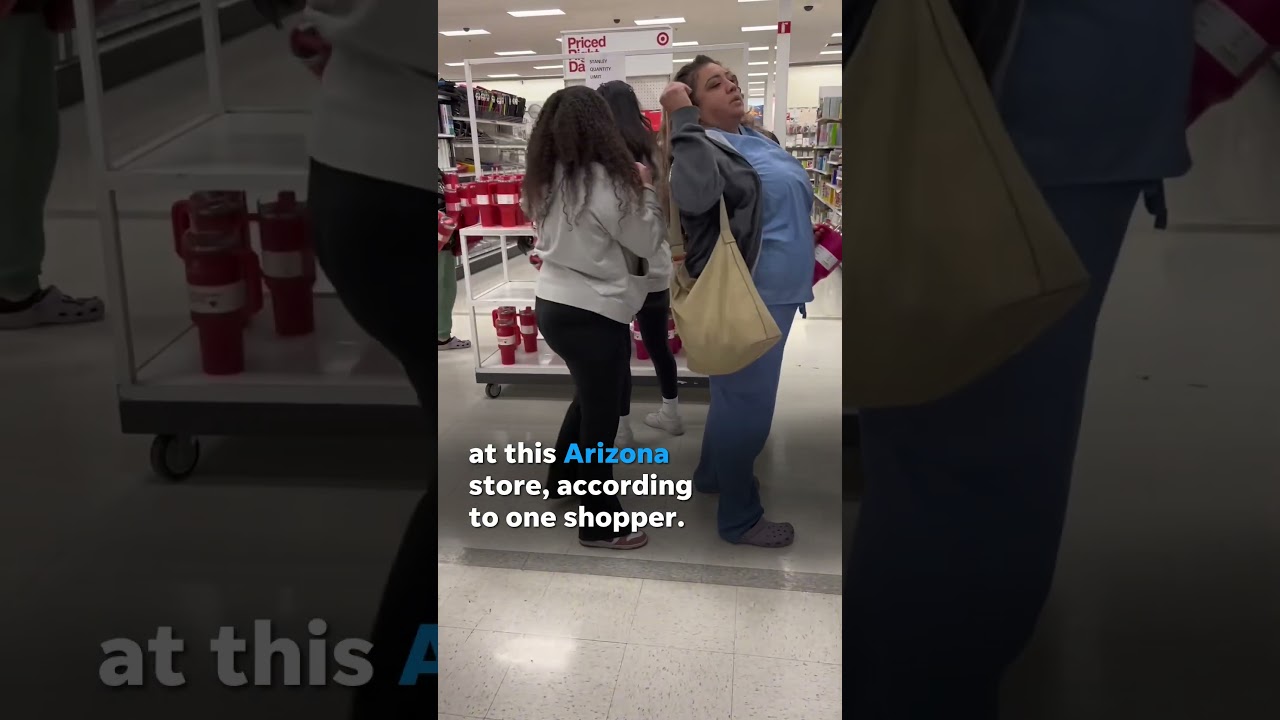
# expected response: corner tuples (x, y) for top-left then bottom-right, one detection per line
(517, 306), (538, 352)
(182, 229), (247, 375)
(258, 191), (316, 337)
(496, 319), (519, 365)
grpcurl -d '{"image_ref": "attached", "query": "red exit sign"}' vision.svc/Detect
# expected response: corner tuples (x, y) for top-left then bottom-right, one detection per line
(778, 21), (791, 34)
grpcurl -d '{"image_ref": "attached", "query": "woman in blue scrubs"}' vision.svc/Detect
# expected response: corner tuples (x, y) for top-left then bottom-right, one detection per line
(662, 56), (815, 548)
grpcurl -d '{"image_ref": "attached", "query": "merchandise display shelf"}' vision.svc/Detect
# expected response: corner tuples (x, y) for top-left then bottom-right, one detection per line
(106, 109), (310, 191)
(72, 0), (426, 480)
(476, 346), (707, 397)
(454, 204), (712, 398)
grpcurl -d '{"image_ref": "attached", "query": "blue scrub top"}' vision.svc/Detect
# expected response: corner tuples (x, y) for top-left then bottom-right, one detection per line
(712, 128), (816, 306)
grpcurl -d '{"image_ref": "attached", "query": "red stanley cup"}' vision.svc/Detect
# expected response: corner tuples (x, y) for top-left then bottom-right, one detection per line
(517, 306), (538, 352)
(496, 318), (519, 365)
(258, 191), (316, 336)
(438, 211), (458, 252)
(183, 229), (247, 375)
(172, 191), (263, 320)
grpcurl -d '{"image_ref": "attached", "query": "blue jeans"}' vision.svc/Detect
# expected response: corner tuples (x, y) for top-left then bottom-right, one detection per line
(847, 183), (1146, 718)
(694, 303), (800, 541)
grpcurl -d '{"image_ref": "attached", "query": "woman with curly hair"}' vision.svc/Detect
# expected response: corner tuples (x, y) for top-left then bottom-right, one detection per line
(525, 85), (667, 550)
(596, 80), (684, 445)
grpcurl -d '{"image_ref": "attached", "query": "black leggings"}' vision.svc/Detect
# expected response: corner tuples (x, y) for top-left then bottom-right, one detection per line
(308, 159), (434, 717)
(621, 290), (678, 416)
(535, 297), (634, 541)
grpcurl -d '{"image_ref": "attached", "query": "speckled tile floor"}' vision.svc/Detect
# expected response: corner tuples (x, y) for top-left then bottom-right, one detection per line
(436, 565), (841, 720)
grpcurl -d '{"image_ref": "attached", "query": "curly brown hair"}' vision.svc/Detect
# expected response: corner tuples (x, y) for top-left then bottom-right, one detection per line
(522, 85), (645, 226)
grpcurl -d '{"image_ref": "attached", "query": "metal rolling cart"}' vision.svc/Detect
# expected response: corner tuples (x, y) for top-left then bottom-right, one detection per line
(455, 44), (750, 399)
(71, 0), (424, 480)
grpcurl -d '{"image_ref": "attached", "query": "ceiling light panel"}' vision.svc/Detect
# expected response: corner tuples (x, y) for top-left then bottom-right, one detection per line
(508, 9), (564, 17)
(635, 17), (684, 25)
(440, 29), (489, 36)
(495, 50), (536, 55)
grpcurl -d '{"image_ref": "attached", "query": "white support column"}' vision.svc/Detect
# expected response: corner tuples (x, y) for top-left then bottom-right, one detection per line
(771, 0), (793, 137)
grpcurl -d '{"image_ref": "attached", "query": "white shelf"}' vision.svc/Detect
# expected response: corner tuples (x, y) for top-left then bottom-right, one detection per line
(107, 110), (310, 191)
(477, 345), (704, 379)
(472, 279), (537, 305)
(459, 224), (536, 239)
(128, 297), (416, 406)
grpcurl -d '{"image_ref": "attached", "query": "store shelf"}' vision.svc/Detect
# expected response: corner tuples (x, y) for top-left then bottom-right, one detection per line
(459, 224), (536, 239)
(815, 193), (841, 214)
(107, 109), (310, 191)
(472, 280), (537, 305)
(477, 345), (708, 389)
(129, 297), (414, 407)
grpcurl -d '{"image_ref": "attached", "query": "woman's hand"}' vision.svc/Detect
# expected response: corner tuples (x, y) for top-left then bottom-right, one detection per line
(635, 162), (653, 187)
(659, 82), (694, 113)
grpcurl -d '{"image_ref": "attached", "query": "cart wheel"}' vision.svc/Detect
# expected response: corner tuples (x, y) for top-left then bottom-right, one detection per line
(485, 383), (502, 399)
(150, 434), (200, 481)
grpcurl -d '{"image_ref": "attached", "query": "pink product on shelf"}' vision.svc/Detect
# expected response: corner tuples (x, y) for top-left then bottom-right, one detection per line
(667, 313), (682, 355)
(813, 222), (843, 286)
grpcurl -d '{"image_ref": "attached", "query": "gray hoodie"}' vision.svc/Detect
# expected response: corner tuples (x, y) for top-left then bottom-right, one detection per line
(667, 106), (763, 278)
(306, 0), (434, 190)
(534, 165), (667, 324)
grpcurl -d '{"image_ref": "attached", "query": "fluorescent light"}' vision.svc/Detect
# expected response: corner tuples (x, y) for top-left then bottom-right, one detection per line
(672, 58), (693, 63)
(508, 9), (564, 17)
(489, 74), (520, 78)
(440, 29), (489, 36)
(495, 50), (536, 55)
(742, 25), (774, 32)
(635, 17), (684, 25)
(749, 46), (769, 51)
(832, 32), (842, 37)
(445, 62), (464, 67)
(748, 61), (768, 66)
(748, 72), (768, 77)
(819, 50), (840, 55)
(533, 65), (561, 70)
(671, 41), (698, 46)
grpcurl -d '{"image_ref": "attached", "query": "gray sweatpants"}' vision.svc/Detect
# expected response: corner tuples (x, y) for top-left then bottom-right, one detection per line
(0, 12), (59, 299)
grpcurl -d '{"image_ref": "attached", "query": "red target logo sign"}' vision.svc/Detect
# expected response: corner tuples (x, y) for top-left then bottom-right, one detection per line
(656, 31), (670, 46)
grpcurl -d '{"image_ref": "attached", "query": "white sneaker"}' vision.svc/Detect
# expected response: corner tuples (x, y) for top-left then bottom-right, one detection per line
(644, 410), (684, 436)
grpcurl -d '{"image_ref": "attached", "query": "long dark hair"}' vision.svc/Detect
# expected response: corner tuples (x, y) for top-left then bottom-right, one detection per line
(522, 85), (644, 225)
(597, 81), (658, 166)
